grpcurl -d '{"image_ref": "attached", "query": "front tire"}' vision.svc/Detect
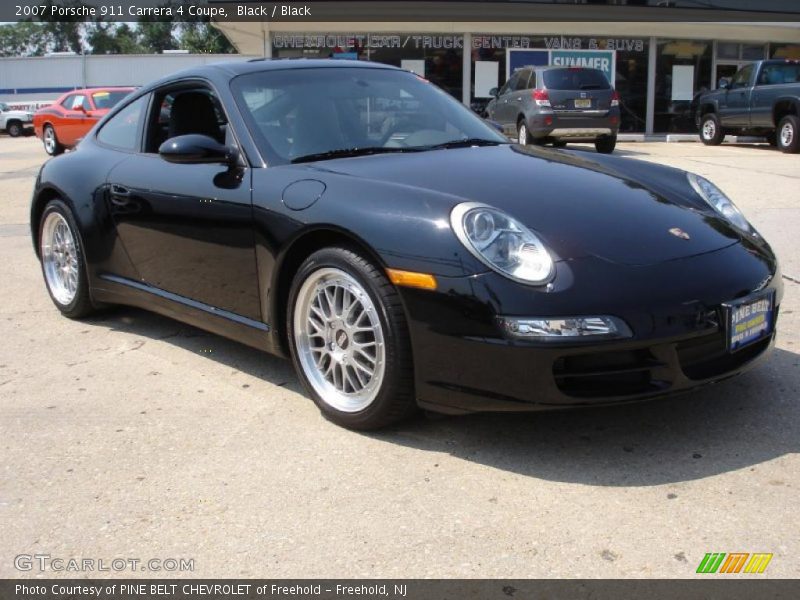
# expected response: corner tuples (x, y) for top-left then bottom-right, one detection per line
(43, 124), (64, 156)
(38, 199), (95, 319)
(287, 247), (416, 430)
(700, 113), (724, 146)
(7, 121), (22, 137)
(594, 135), (617, 154)
(776, 115), (800, 154)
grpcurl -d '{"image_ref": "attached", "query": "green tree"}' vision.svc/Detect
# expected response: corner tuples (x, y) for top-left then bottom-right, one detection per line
(39, 1), (88, 54)
(0, 22), (51, 57)
(86, 23), (144, 55)
(179, 22), (235, 54)
(138, 21), (177, 53)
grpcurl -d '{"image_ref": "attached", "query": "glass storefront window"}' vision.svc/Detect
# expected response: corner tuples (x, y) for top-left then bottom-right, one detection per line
(716, 42), (766, 61)
(270, 33), (464, 100)
(741, 44), (767, 61)
(655, 39), (712, 133)
(770, 44), (800, 60)
(469, 35), (649, 133)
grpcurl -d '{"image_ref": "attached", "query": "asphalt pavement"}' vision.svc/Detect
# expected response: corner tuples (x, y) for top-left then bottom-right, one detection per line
(1, 136), (798, 578)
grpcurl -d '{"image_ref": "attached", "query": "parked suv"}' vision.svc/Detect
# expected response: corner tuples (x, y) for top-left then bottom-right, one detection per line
(697, 59), (800, 153)
(485, 66), (621, 153)
(0, 102), (33, 137)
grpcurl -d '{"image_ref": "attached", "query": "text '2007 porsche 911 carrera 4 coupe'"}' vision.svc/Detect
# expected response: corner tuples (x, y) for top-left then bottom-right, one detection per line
(31, 60), (782, 430)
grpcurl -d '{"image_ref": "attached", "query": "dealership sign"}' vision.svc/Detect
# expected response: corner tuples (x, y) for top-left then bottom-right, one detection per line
(507, 48), (617, 84)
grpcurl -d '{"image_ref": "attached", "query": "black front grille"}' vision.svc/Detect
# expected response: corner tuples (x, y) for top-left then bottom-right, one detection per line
(677, 332), (771, 380)
(553, 349), (669, 398)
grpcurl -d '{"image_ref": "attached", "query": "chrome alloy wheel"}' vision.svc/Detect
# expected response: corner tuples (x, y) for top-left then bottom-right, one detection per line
(781, 122), (794, 147)
(702, 118), (716, 140)
(518, 123), (528, 145)
(293, 268), (386, 412)
(41, 212), (79, 305)
(44, 127), (56, 154)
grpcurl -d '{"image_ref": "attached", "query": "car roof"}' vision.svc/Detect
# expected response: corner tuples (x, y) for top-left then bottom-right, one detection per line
(217, 58), (400, 76)
(138, 58), (401, 91)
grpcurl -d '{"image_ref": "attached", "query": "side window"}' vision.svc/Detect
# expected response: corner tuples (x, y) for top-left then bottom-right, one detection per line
(514, 71), (532, 91)
(144, 88), (227, 153)
(96, 95), (148, 151)
(731, 65), (753, 89)
(69, 95), (90, 111)
(60, 95), (75, 109)
(500, 73), (519, 96)
(758, 64), (799, 86)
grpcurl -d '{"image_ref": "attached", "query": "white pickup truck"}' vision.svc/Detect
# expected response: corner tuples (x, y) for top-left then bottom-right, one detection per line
(0, 102), (34, 137)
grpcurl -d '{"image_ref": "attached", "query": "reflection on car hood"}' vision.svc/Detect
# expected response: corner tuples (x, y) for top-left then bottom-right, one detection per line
(310, 144), (741, 266)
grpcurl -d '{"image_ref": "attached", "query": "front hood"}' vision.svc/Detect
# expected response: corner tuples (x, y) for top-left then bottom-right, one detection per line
(310, 144), (741, 266)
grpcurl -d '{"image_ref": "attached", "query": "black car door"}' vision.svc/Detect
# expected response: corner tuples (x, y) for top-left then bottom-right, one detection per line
(105, 85), (261, 321)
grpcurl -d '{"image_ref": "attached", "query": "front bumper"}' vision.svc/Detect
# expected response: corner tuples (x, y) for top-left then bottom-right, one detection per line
(399, 242), (782, 414)
(528, 110), (620, 141)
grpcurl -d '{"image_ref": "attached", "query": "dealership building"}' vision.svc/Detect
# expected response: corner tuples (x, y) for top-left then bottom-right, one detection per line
(215, 2), (800, 135)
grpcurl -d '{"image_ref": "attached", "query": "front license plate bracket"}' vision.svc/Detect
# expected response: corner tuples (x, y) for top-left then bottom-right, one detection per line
(723, 291), (775, 353)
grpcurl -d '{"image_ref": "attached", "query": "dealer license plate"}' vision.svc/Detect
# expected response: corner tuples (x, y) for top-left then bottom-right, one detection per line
(574, 98), (592, 109)
(725, 291), (774, 352)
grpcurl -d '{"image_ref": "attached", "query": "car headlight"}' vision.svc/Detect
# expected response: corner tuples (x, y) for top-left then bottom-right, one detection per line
(450, 202), (554, 284)
(687, 172), (751, 232)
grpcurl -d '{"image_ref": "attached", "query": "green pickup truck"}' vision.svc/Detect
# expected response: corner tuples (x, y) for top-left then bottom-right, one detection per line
(696, 59), (800, 153)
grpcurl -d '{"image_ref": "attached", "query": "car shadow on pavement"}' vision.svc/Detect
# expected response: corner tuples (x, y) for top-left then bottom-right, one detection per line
(377, 347), (800, 487)
(87, 307), (798, 487)
(564, 145), (646, 158)
(85, 307), (302, 393)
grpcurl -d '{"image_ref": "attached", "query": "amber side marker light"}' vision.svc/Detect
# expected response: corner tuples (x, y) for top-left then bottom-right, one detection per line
(386, 268), (437, 290)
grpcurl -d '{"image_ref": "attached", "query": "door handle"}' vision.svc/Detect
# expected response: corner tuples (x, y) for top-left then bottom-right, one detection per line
(111, 184), (130, 197)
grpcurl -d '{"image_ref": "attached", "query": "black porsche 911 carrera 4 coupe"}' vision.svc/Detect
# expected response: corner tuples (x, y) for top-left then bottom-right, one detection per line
(31, 59), (782, 429)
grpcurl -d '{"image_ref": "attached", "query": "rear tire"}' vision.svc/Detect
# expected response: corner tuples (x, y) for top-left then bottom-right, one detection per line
(38, 199), (95, 319)
(7, 121), (22, 137)
(287, 246), (417, 430)
(517, 120), (531, 145)
(43, 125), (64, 156)
(594, 135), (617, 154)
(700, 113), (724, 146)
(776, 115), (800, 154)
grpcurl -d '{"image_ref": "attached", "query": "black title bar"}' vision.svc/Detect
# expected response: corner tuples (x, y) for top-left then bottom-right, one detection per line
(3, 0), (800, 22)
(3, 579), (800, 600)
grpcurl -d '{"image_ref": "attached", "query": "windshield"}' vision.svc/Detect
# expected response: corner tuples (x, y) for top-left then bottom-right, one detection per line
(92, 90), (131, 110)
(543, 68), (611, 91)
(231, 67), (507, 165)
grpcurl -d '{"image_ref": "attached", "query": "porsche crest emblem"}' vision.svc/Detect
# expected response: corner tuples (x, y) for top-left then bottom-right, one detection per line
(669, 227), (690, 240)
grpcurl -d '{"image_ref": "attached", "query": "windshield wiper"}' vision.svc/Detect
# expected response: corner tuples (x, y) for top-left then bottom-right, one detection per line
(426, 138), (505, 150)
(291, 146), (420, 164)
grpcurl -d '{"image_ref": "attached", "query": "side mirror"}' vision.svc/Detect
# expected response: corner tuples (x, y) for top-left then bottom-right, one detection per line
(718, 78), (730, 90)
(489, 87), (499, 98)
(159, 134), (238, 165)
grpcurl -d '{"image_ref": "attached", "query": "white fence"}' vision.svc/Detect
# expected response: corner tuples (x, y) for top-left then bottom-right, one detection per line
(0, 53), (257, 102)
